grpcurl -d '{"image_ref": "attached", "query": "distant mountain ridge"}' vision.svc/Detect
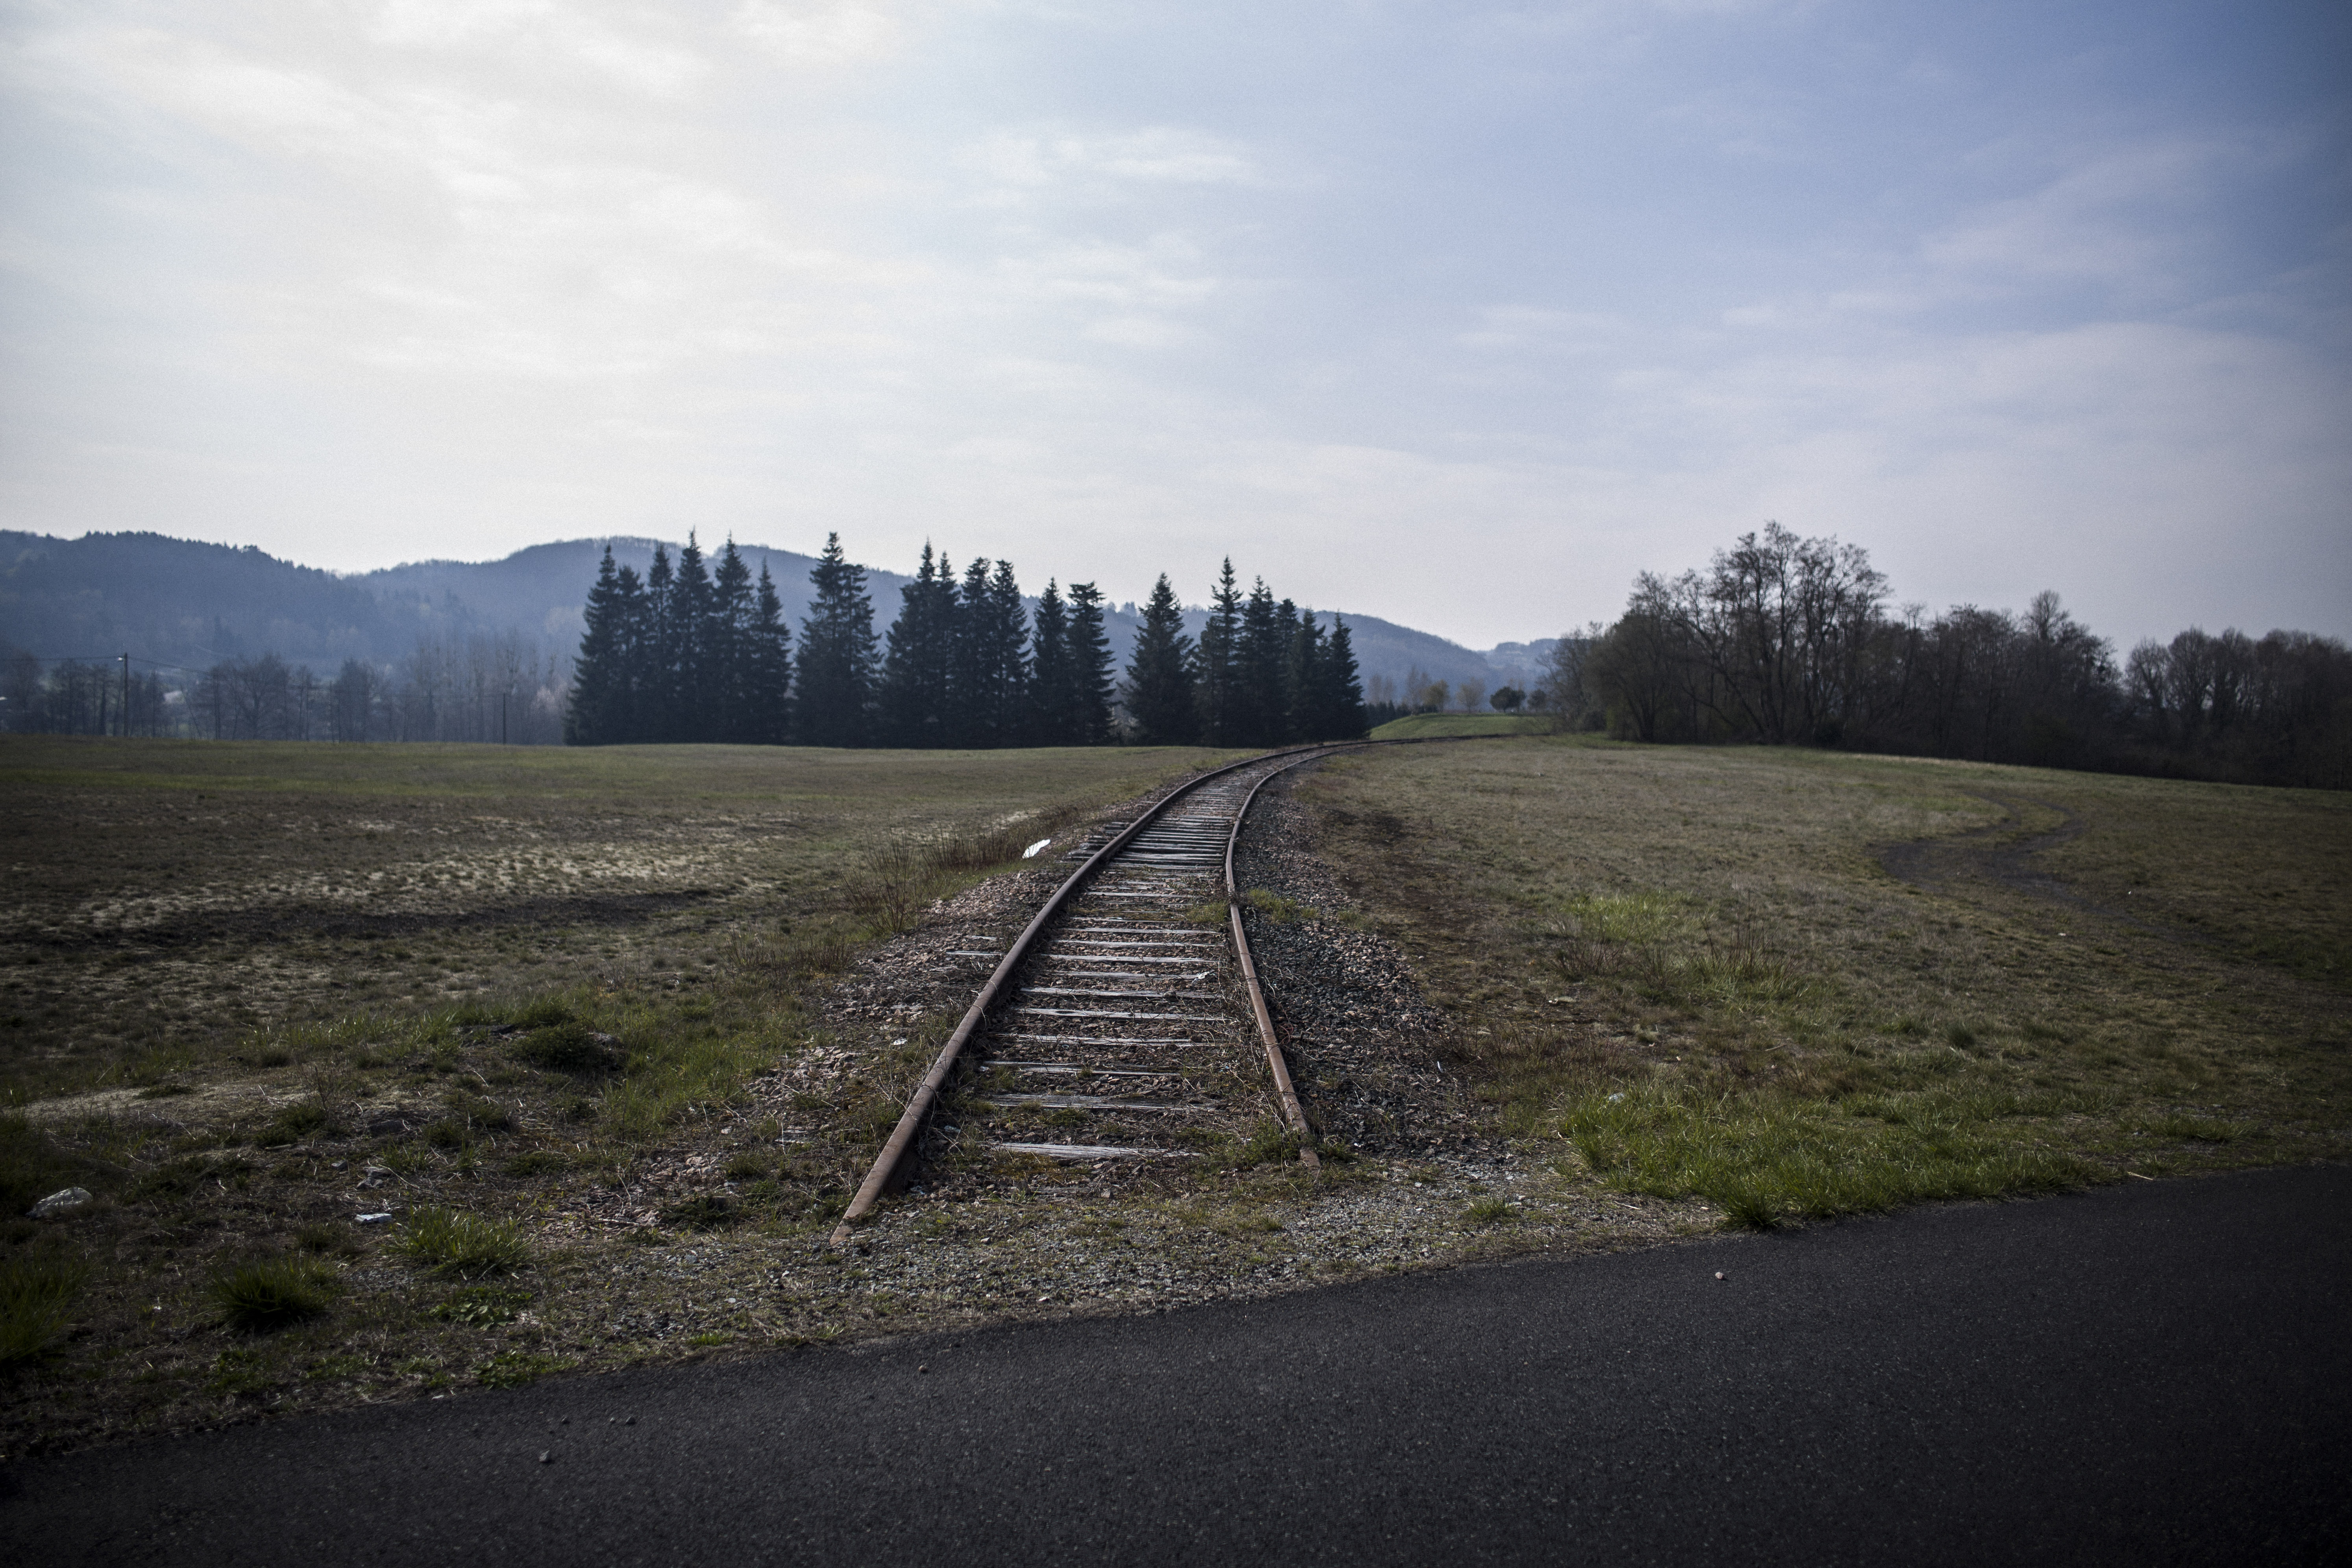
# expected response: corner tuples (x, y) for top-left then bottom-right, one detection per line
(0, 530), (1550, 700)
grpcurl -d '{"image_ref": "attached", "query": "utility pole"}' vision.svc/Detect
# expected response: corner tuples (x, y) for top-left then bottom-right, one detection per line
(120, 654), (131, 738)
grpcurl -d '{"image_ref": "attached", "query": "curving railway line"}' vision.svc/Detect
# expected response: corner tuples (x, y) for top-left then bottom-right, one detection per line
(829, 744), (1358, 1245)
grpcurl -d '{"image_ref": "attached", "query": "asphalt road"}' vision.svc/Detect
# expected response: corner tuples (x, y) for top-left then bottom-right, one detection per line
(11, 1163), (2348, 1565)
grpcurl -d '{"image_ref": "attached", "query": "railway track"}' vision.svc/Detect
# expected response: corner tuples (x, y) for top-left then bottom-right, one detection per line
(830, 745), (1352, 1244)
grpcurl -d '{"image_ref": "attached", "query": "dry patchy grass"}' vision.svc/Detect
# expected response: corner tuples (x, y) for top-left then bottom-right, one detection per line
(0, 736), (1248, 1454)
(1301, 738), (2352, 1226)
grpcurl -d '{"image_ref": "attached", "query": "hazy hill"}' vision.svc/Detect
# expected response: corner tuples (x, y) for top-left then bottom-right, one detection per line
(0, 531), (401, 673)
(2, 529), (1551, 700)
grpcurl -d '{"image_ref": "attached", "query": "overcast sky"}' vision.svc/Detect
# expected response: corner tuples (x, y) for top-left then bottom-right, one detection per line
(3, 0), (2345, 649)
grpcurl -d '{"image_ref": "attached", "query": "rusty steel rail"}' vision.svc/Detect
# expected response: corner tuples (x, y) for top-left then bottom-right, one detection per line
(828, 744), (1331, 1246)
(1223, 745), (1371, 1172)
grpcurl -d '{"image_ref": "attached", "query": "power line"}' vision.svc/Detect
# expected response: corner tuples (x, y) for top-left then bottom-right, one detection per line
(8, 653), (213, 676)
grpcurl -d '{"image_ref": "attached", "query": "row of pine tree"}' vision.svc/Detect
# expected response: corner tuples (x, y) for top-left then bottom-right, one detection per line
(564, 534), (1366, 749)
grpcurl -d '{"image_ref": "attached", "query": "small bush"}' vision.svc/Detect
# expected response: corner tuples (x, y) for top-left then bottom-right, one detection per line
(512, 1024), (624, 1076)
(0, 1250), (90, 1364)
(211, 1256), (339, 1332)
(401, 1206), (531, 1278)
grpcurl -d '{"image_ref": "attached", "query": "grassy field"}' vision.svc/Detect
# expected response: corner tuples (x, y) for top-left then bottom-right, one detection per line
(6, 730), (2345, 1455)
(1368, 713), (1553, 740)
(0, 736), (1248, 1449)
(1301, 736), (2352, 1225)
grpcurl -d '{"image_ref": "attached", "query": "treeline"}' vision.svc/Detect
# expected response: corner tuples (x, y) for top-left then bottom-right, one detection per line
(311, 632), (567, 744)
(0, 635), (567, 743)
(1, 654), (174, 736)
(566, 535), (1366, 748)
(1544, 523), (2352, 789)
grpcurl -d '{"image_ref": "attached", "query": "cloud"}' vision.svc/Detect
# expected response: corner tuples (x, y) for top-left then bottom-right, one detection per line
(962, 126), (1261, 189)
(1919, 138), (2245, 300)
(731, 0), (905, 66)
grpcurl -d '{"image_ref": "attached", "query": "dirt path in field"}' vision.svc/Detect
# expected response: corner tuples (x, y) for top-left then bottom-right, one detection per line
(1877, 791), (2205, 942)
(11, 890), (720, 952)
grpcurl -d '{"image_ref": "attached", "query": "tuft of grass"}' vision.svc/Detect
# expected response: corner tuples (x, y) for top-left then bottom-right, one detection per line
(1463, 1195), (1516, 1224)
(658, 1193), (741, 1231)
(477, 1350), (571, 1389)
(510, 1023), (623, 1076)
(1242, 888), (1313, 924)
(256, 1101), (331, 1147)
(1219, 1120), (1311, 1169)
(294, 1222), (364, 1257)
(1561, 1084), (2098, 1230)
(444, 1092), (514, 1132)
(2142, 1113), (2247, 1143)
(400, 1206), (531, 1278)
(507, 998), (574, 1030)
(209, 1256), (339, 1332)
(502, 1150), (568, 1178)
(423, 1119), (472, 1150)
(1, 1250), (91, 1364)
(431, 1285), (533, 1327)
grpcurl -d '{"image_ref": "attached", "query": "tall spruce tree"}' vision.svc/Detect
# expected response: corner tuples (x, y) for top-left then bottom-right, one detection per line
(1237, 579), (1289, 746)
(980, 560), (1028, 745)
(1194, 558), (1244, 744)
(795, 532), (878, 746)
(1287, 609), (1328, 741)
(879, 544), (959, 747)
(1067, 582), (1116, 744)
(709, 540), (755, 742)
(670, 534), (716, 740)
(747, 562), (792, 743)
(567, 545), (629, 745)
(1125, 574), (1198, 745)
(947, 557), (1028, 747)
(1324, 616), (1368, 738)
(643, 543), (678, 742)
(610, 560), (649, 740)
(1028, 580), (1076, 744)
